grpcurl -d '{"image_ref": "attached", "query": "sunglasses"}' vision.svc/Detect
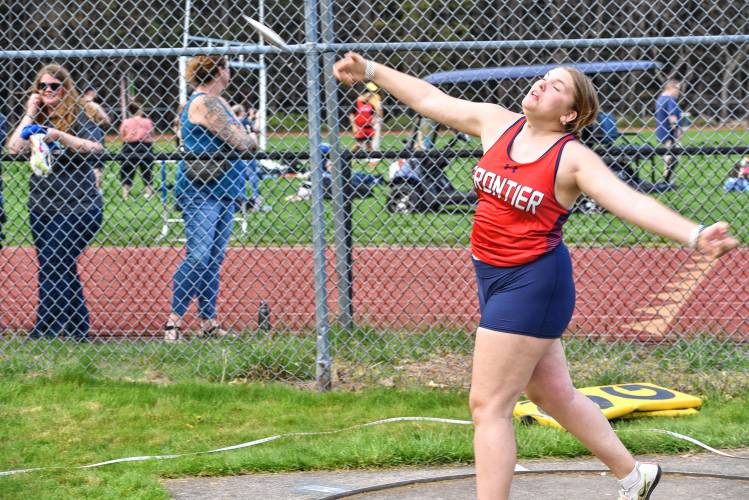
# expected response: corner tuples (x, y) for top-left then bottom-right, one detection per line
(38, 82), (62, 92)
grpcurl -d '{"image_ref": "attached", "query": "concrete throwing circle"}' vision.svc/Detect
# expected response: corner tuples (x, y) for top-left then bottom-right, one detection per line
(322, 470), (749, 499)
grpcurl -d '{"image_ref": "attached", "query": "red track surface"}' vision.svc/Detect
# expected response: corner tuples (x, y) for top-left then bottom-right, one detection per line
(1, 246), (747, 339)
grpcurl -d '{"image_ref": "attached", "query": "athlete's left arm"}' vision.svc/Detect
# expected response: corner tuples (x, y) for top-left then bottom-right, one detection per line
(571, 143), (738, 258)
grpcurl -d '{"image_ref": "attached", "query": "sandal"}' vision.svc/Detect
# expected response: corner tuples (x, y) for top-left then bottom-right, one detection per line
(164, 323), (180, 342)
(200, 324), (230, 338)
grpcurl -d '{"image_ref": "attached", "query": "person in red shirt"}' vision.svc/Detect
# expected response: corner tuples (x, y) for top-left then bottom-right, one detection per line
(349, 90), (377, 152)
(334, 52), (738, 500)
(119, 101), (155, 200)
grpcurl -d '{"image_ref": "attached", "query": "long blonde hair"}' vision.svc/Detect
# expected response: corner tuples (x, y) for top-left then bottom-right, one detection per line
(29, 64), (81, 133)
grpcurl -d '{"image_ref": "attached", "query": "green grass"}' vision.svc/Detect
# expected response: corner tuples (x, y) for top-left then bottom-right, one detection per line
(0, 368), (746, 499)
(1, 328), (746, 497)
(0, 326), (474, 384)
(1, 329), (746, 395)
(563, 337), (749, 397)
(2, 129), (748, 247)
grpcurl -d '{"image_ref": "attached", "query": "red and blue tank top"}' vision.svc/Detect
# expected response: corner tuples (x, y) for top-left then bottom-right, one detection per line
(471, 116), (576, 267)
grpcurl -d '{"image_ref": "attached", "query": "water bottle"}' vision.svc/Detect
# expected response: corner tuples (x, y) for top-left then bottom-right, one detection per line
(258, 301), (271, 333)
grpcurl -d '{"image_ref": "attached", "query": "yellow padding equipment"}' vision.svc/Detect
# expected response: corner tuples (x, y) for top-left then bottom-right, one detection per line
(514, 382), (702, 429)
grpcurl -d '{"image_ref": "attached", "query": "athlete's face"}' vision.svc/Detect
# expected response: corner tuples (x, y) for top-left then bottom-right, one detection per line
(522, 68), (577, 127)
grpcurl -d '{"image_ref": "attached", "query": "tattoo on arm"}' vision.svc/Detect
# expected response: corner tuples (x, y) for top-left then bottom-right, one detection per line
(203, 96), (257, 151)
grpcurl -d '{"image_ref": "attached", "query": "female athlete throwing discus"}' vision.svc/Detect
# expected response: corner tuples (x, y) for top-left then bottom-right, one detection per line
(333, 52), (738, 500)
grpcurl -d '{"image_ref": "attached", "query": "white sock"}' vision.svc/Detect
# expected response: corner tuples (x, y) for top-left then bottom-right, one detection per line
(619, 461), (641, 491)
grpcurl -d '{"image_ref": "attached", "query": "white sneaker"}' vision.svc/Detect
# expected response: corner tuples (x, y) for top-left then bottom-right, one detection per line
(618, 462), (662, 500)
(164, 324), (180, 343)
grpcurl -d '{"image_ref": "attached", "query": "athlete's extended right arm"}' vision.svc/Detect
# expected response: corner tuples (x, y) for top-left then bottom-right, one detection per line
(333, 52), (515, 139)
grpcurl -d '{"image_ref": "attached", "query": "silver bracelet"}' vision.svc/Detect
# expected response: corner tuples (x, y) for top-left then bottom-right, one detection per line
(364, 60), (376, 82)
(688, 224), (705, 250)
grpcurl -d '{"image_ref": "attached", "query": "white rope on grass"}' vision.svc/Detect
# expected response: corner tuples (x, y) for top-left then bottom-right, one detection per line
(622, 428), (749, 460)
(0, 416), (745, 477)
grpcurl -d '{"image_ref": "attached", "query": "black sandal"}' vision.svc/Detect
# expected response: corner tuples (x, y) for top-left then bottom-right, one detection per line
(164, 323), (180, 342)
(201, 325), (229, 338)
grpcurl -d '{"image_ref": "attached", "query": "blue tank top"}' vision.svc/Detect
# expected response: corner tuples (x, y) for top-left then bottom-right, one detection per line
(175, 92), (246, 200)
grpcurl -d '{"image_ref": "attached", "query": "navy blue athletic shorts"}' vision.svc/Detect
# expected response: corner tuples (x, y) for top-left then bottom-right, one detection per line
(473, 244), (575, 339)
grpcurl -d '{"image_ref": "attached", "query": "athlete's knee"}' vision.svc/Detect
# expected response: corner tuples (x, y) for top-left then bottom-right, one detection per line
(469, 387), (521, 423)
(525, 379), (576, 410)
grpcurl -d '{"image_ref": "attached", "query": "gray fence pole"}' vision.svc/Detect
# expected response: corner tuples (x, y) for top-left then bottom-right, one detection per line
(304, 0), (332, 391)
(4, 35), (748, 59)
(321, 0), (354, 330)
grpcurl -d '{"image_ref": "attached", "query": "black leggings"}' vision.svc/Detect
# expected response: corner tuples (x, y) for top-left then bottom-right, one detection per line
(120, 142), (154, 187)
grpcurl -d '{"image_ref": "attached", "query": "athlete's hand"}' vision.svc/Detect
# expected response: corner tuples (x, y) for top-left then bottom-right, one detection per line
(697, 222), (739, 259)
(332, 52), (367, 87)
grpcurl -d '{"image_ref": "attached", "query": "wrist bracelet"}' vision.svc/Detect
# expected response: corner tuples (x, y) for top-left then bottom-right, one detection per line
(688, 224), (705, 250)
(364, 60), (376, 82)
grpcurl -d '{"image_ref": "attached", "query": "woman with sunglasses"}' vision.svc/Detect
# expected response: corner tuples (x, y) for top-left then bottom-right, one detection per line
(6, 64), (104, 341)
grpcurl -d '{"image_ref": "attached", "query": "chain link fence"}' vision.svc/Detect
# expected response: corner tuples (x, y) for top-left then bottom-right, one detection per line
(0, 1), (747, 390)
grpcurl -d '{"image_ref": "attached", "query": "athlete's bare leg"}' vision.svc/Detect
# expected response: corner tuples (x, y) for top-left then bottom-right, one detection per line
(470, 328), (554, 500)
(524, 340), (636, 478)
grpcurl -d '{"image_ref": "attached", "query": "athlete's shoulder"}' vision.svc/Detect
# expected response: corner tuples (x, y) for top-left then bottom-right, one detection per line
(559, 138), (605, 173)
(482, 106), (522, 129)
(479, 110), (524, 151)
(561, 137), (594, 156)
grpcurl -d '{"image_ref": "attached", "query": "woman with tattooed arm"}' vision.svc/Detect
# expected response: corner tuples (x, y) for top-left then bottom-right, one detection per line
(164, 55), (257, 341)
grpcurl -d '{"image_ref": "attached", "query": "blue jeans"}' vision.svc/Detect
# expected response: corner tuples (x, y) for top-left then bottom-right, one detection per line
(29, 206), (103, 339)
(247, 160), (261, 200)
(171, 194), (236, 319)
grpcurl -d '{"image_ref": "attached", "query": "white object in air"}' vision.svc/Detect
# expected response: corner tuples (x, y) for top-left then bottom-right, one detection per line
(242, 16), (290, 51)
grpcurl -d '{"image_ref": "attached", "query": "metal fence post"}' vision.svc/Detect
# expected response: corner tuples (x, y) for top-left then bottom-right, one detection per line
(321, 0), (354, 330)
(304, 0), (332, 391)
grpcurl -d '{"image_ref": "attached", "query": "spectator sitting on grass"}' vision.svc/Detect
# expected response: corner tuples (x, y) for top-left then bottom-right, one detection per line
(724, 156), (749, 192)
(286, 143), (382, 202)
